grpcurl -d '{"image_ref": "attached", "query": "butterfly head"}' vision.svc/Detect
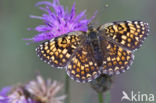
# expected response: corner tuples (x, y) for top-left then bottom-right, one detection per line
(87, 24), (98, 35)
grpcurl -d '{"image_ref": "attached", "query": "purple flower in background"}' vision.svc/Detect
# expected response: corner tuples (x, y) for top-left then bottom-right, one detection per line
(0, 87), (11, 103)
(24, 0), (96, 44)
(0, 86), (35, 103)
(0, 75), (65, 103)
(25, 75), (66, 103)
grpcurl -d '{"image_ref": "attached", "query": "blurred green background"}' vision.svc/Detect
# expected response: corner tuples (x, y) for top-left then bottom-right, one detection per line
(0, 0), (156, 103)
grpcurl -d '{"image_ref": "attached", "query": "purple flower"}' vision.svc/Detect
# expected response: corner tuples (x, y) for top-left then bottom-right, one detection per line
(0, 75), (65, 103)
(0, 87), (11, 103)
(0, 86), (35, 103)
(24, 0), (96, 44)
(25, 75), (66, 103)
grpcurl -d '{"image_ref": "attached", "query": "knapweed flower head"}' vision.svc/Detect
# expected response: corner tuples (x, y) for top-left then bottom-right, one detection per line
(25, 75), (66, 103)
(0, 86), (35, 103)
(25, 0), (96, 44)
(90, 74), (113, 93)
(0, 75), (65, 103)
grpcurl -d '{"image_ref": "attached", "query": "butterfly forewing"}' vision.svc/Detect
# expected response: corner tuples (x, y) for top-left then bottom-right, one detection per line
(36, 31), (84, 68)
(98, 21), (149, 51)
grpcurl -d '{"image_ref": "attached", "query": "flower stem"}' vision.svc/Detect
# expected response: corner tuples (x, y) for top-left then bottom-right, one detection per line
(98, 93), (103, 103)
(65, 74), (70, 103)
(104, 91), (110, 103)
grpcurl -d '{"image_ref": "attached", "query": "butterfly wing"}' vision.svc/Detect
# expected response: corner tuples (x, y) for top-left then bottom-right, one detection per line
(36, 31), (84, 69)
(66, 43), (101, 83)
(100, 40), (134, 75)
(98, 21), (149, 51)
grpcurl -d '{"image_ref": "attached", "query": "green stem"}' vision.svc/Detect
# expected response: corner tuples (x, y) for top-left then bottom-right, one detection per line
(65, 74), (70, 103)
(104, 91), (110, 103)
(98, 93), (103, 103)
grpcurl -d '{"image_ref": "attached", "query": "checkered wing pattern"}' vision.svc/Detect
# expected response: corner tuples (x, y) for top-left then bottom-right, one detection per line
(36, 31), (84, 69)
(101, 40), (134, 75)
(66, 44), (101, 83)
(98, 21), (149, 51)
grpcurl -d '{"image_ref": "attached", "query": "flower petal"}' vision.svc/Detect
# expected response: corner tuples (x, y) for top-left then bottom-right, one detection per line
(25, 0), (96, 43)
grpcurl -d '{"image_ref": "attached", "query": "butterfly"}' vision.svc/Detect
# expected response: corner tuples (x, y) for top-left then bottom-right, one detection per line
(36, 21), (149, 83)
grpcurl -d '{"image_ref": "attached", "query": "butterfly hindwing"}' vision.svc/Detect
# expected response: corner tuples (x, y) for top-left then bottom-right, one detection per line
(101, 40), (134, 75)
(36, 31), (84, 68)
(66, 44), (101, 83)
(98, 21), (149, 51)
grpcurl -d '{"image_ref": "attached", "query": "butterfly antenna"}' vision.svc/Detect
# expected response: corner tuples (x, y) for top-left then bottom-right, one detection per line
(90, 2), (109, 25)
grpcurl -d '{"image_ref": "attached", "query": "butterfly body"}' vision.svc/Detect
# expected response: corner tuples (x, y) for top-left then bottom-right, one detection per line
(86, 28), (105, 66)
(36, 21), (149, 83)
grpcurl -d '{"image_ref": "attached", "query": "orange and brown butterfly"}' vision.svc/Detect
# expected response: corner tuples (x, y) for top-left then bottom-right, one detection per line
(36, 21), (149, 83)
